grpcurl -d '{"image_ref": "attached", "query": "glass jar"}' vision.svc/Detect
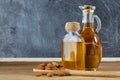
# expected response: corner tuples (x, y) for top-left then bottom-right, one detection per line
(62, 22), (85, 70)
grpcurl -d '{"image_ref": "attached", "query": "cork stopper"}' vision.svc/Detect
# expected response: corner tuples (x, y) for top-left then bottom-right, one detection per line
(65, 22), (80, 32)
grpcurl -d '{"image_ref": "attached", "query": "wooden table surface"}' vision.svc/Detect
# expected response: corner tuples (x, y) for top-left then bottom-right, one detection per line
(0, 61), (120, 80)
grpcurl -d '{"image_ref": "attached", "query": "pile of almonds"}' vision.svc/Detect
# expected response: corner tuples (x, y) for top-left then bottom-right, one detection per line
(35, 62), (65, 77)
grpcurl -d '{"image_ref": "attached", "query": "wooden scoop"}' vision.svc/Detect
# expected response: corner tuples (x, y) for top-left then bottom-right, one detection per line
(33, 69), (120, 77)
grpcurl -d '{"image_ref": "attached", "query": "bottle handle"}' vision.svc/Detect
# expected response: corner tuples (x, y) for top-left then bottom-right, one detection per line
(93, 15), (101, 33)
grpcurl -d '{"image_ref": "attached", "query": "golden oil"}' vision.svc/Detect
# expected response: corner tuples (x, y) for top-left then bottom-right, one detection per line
(80, 23), (102, 71)
(62, 42), (85, 70)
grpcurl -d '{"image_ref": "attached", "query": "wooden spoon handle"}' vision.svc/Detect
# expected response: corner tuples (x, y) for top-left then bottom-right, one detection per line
(33, 69), (120, 77)
(68, 70), (120, 77)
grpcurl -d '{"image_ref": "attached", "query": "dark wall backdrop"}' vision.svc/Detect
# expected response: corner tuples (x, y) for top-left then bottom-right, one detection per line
(0, 0), (119, 57)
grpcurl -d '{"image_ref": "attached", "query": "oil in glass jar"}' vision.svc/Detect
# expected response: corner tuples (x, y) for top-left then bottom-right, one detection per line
(62, 22), (85, 70)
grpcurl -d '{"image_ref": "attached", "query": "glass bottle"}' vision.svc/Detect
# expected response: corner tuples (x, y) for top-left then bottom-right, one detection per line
(62, 22), (85, 70)
(79, 5), (102, 71)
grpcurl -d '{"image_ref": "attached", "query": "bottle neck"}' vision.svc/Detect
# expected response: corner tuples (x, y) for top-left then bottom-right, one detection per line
(82, 23), (94, 27)
(69, 32), (79, 36)
(82, 12), (94, 27)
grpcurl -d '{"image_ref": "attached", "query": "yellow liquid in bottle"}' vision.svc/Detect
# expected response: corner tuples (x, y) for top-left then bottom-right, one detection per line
(80, 23), (102, 71)
(85, 43), (102, 71)
(62, 42), (85, 70)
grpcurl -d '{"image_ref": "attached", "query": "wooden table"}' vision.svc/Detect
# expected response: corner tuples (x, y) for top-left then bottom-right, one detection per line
(0, 61), (120, 80)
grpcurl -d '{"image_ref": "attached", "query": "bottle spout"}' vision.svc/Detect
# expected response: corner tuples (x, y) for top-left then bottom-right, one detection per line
(79, 5), (96, 10)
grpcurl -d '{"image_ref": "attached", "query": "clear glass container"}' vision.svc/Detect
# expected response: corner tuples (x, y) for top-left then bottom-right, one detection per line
(79, 5), (102, 71)
(62, 22), (85, 70)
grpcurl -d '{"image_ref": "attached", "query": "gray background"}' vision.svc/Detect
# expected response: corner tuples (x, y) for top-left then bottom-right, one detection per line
(0, 0), (119, 57)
